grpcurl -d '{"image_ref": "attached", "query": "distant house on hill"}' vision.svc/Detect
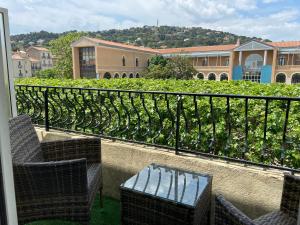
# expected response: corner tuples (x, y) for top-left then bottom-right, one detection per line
(11, 46), (54, 77)
(26, 46), (54, 75)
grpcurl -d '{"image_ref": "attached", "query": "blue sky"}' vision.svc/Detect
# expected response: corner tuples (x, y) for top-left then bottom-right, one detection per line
(1, 0), (300, 41)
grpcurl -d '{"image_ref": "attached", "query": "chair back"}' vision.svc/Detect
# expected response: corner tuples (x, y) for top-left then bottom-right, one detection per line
(9, 115), (44, 163)
(281, 174), (300, 220)
(215, 195), (255, 225)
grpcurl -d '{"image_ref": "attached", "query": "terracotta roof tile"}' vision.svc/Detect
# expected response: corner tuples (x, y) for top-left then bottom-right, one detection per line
(76, 37), (300, 55)
(86, 37), (159, 54)
(12, 54), (25, 60)
(267, 41), (300, 48)
(29, 57), (39, 62)
(29, 46), (49, 51)
(158, 44), (236, 54)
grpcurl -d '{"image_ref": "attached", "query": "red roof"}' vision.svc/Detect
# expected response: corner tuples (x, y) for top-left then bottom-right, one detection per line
(267, 41), (300, 48)
(29, 46), (49, 51)
(12, 54), (25, 60)
(85, 37), (159, 54)
(158, 44), (236, 54)
(76, 37), (300, 55)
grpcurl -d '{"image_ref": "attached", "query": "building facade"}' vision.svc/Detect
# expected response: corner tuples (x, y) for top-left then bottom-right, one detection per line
(71, 37), (300, 84)
(71, 37), (158, 79)
(160, 40), (300, 84)
(12, 46), (54, 77)
(26, 46), (54, 75)
(11, 51), (32, 78)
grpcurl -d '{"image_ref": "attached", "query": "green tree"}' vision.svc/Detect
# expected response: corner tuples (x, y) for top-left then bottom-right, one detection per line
(168, 56), (197, 79)
(149, 55), (168, 66)
(142, 64), (173, 79)
(49, 32), (87, 78)
(144, 56), (197, 80)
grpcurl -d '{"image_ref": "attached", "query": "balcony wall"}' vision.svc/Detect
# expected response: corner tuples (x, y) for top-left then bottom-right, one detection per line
(35, 127), (285, 220)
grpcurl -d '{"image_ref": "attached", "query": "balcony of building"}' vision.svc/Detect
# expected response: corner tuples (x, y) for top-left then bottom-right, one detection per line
(276, 53), (300, 70)
(0, 7), (299, 225)
(11, 84), (299, 225)
(191, 56), (230, 69)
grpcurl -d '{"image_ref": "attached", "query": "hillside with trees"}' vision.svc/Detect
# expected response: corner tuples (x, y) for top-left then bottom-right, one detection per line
(10, 26), (270, 51)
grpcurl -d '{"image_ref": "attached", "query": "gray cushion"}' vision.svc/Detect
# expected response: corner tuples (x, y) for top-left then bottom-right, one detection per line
(254, 210), (296, 225)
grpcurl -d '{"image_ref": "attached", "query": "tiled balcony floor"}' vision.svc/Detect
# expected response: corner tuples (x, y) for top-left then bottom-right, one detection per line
(27, 195), (120, 225)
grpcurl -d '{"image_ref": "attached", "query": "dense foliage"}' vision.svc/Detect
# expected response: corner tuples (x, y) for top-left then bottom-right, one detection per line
(11, 26), (270, 50)
(49, 32), (87, 78)
(15, 78), (300, 97)
(11, 30), (76, 51)
(15, 78), (300, 169)
(35, 68), (61, 79)
(143, 56), (197, 79)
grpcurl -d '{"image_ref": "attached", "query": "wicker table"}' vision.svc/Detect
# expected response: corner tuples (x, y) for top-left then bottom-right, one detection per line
(120, 164), (213, 225)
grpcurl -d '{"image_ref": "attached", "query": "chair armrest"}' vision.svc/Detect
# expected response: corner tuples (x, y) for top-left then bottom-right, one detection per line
(13, 159), (88, 201)
(215, 194), (255, 225)
(41, 137), (101, 164)
(280, 173), (300, 220)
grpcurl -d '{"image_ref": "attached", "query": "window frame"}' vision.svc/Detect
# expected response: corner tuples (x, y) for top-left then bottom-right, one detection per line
(0, 7), (19, 225)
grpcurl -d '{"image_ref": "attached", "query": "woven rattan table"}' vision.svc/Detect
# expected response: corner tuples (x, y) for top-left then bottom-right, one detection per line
(120, 164), (213, 225)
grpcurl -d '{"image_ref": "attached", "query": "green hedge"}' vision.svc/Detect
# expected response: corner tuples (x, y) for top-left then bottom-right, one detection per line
(15, 78), (300, 96)
(15, 78), (300, 169)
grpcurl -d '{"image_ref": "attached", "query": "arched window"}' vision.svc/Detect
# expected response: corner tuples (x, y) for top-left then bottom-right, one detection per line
(208, 73), (216, 81)
(275, 73), (286, 83)
(245, 54), (263, 71)
(220, 73), (228, 81)
(197, 73), (204, 80)
(122, 56), (126, 66)
(104, 72), (111, 79)
(291, 73), (300, 84)
(136, 73), (140, 78)
(136, 58), (139, 67)
(243, 54), (264, 82)
(129, 73), (134, 78)
(114, 73), (120, 79)
(122, 73), (127, 78)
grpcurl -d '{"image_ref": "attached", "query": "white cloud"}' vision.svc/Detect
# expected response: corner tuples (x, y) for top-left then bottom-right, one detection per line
(262, 0), (282, 3)
(1, 0), (300, 41)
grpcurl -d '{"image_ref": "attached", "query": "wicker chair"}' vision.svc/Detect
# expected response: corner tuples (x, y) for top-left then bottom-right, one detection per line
(215, 174), (299, 225)
(9, 115), (103, 225)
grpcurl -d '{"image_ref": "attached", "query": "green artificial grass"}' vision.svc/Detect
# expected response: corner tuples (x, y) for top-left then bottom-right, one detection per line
(26, 195), (120, 225)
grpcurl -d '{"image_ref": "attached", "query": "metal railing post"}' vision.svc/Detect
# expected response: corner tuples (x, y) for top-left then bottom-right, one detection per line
(44, 89), (49, 131)
(175, 95), (181, 155)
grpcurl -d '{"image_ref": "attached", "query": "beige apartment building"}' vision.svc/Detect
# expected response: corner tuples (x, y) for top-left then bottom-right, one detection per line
(11, 51), (32, 78)
(11, 46), (54, 77)
(26, 46), (54, 75)
(71, 37), (300, 84)
(71, 37), (159, 79)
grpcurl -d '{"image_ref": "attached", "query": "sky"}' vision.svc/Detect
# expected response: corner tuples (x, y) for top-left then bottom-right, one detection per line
(1, 0), (300, 41)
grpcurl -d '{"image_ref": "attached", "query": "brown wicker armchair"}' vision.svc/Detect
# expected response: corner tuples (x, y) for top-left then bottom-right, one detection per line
(215, 174), (299, 225)
(9, 115), (103, 225)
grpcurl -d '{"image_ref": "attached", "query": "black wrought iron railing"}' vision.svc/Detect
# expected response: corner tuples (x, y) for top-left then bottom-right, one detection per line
(15, 85), (300, 173)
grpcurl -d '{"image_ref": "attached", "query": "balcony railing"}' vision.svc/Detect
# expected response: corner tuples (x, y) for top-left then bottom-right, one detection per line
(15, 85), (300, 173)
